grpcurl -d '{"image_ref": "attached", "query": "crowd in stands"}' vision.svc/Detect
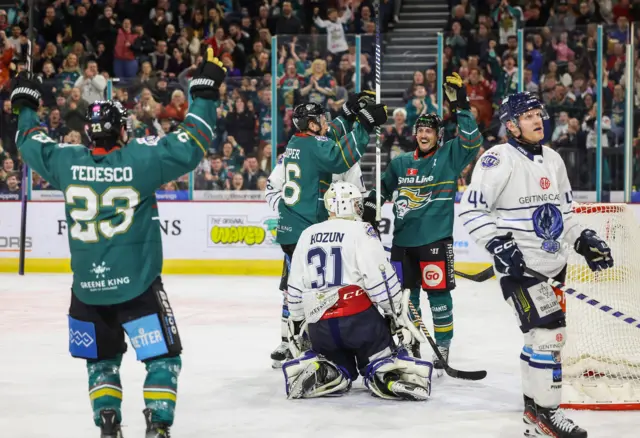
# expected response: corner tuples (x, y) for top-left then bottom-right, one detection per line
(0, 0), (392, 197)
(387, 0), (640, 191)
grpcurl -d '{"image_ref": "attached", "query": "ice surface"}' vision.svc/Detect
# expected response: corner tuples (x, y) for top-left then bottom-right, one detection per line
(1, 275), (638, 438)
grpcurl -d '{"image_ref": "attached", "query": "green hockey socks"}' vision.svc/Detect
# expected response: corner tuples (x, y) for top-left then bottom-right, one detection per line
(427, 291), (454, 348)
(143, 356), (182, 425)
(87, 355), (123, 426)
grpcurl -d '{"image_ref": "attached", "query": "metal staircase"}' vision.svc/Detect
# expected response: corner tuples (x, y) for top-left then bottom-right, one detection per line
(360, 0), (450, 187)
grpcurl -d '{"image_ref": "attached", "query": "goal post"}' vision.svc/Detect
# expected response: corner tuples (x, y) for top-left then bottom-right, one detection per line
(561, 203), (640, 410)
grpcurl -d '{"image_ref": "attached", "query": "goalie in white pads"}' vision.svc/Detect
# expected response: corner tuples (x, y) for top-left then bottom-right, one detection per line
(459, 92), (613, 438)
(282, 182), (433, 401)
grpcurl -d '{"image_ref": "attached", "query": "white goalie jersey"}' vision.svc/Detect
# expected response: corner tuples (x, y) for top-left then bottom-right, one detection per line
(287, 219), (402, 324)
(264, 159), (365, 211)
(458, 142), (584, 277)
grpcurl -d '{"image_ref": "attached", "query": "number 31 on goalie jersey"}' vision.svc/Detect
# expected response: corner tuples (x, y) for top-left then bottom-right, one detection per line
(307, 247), (344, 289)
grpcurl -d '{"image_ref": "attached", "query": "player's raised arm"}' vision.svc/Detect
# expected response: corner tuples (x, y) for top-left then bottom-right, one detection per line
(310, 100), (387, 174)
(441, 72), (484, 171)
(130, 48), (227, 185)
(11, 74), (76, 189)
(326, 90), (377, 142)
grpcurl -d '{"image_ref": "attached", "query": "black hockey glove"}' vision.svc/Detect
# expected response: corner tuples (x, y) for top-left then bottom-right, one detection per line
(342, 90), (376, 122)
(189, 47), (227, 101)
(10, 72), (42, 113)
(574, 229), (613, 272)
(442, 72), (470, 112)
(486, 232), (526, 279)
(357, 101), (388, 133)
(362, 191), (380, 236)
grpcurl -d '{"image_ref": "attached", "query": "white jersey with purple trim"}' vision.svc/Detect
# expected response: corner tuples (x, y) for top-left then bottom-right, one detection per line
(264, 159), (365, 212)
(458, 141), (584, 277)
(286, 218), (402, 323)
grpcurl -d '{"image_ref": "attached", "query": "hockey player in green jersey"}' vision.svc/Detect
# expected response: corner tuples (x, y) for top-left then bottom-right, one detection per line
(363, 72), (483, 372)
(10, 48), (226, 438)
(267, 94), (387, 366)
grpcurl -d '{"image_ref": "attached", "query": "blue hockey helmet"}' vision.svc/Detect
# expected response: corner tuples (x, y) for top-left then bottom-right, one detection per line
(498, 92), (549, 127)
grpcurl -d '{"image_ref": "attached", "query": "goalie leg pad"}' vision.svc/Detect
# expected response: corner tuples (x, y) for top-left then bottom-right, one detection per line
(282, 351), (351, 399)
(364, 352), (433, 401)
(528, 326), (566, 408)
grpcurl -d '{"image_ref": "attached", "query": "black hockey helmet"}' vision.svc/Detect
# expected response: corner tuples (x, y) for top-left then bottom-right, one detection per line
(413, 113), (443, 137)
(86, 100), (128, 140)
(292, 102), (325, 132)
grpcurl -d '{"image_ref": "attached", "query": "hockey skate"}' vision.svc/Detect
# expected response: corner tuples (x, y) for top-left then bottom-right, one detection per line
(143, 409), (171, 438)
(270, 341), (293, 368)
(386, 379), (430, 401)
(522, 395), (537, 438)
(534, 406), (587, 438)
(432, 345), (449, 377)
(99, 409), (123, 438)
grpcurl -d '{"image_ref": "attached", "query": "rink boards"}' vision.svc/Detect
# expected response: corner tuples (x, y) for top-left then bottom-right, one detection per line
(0, 201), (498, 274)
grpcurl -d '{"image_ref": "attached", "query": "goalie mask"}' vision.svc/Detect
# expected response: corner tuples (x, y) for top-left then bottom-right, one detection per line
(324, 182), (364, 220)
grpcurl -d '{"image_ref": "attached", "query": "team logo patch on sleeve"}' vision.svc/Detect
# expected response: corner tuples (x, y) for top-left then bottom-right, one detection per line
(315, 135), (328, 141)
(480, 153), (500, 169)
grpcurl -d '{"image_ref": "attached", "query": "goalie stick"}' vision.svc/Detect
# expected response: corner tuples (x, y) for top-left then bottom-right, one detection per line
(407, 300), (487, 381)
(524, 267), (640, 330)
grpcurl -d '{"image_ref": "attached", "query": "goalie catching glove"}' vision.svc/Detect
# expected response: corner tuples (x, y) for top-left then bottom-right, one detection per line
(189, 47), (227, 101)
(442, 72), (470, 112)
(10, 72), (42, 113)
(574, 229), (613, 272)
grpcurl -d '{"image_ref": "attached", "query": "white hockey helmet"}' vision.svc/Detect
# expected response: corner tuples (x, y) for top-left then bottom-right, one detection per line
(324, 182), (363, 220)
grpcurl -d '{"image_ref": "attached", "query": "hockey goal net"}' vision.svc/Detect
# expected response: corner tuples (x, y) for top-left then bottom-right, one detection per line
(562, 203), (640, 410)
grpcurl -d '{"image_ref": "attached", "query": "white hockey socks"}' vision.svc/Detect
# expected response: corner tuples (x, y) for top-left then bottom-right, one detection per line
(527, 327), (566, 408)
(520, 332), (534, 399)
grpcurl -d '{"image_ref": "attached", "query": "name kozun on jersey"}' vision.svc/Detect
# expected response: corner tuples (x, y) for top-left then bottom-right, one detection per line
(519, 193), (560, 204)
(310, 232), (344, 244)
(71, 165), (133, 182)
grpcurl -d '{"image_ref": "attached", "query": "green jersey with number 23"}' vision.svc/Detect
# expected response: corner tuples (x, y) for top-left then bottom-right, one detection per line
(16, 100), (216, 305)
(276, 117), (371, 245)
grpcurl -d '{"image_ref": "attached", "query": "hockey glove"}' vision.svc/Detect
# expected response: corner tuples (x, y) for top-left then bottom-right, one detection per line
(342, 90), (376, 122)
(189, 47), (227, 101)
(362, 191), (380, 235)
(357, 101), (388, 133)
(10, 72), (42, 113)
(442, 72), (470, 112)
(574, 229), (613, 272)
(485, 232), (526, 279)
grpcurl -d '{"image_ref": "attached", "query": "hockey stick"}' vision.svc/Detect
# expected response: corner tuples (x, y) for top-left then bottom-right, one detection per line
(18, 0), (36, 275)
(406, 300), (487, 380)
(407, 300), (487, 380)
(454, 266), (495, 282)
(524, 267), (640, 330)
(374, 0), (382, 222)
(379, 264), (405, 345)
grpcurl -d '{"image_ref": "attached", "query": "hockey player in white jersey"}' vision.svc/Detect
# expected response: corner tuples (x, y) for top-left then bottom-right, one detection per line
(264, 92), (373, 368)
(459, 92), (613, 438)
(281, 182), (433, 400)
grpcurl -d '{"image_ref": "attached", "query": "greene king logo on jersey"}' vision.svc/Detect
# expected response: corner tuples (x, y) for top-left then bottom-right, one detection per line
(82, 261), (131, 292)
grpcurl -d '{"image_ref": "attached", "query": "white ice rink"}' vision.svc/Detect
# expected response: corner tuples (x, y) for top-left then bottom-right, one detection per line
(1, 274), (638, 438)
